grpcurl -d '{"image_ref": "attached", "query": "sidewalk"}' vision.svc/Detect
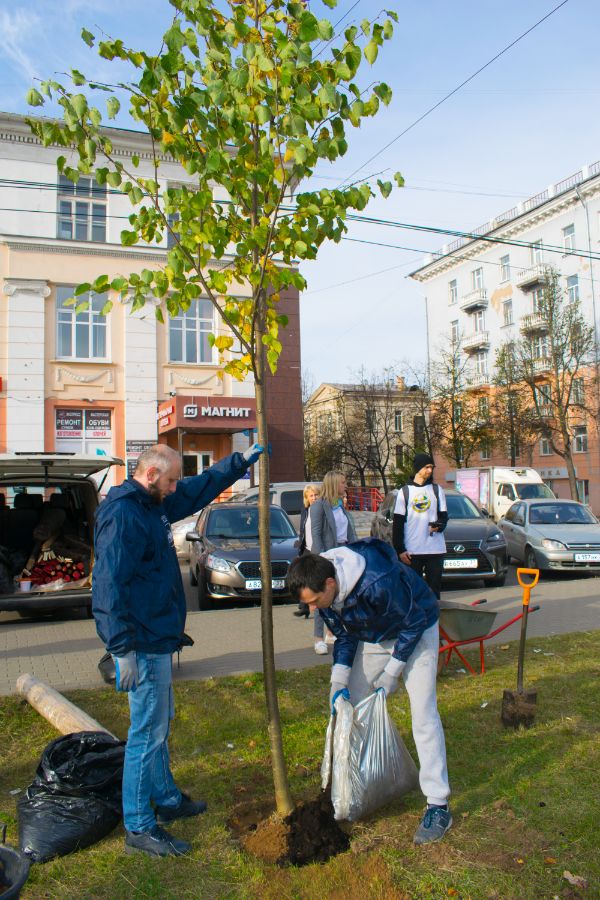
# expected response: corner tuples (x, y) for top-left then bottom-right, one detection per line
(1, 573), (599, 696)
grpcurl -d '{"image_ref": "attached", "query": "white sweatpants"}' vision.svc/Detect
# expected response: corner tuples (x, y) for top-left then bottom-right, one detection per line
(347, 622), (450, 807)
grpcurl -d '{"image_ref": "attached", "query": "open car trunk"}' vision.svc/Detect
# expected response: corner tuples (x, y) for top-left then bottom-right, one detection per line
(0, 454), (123, 613)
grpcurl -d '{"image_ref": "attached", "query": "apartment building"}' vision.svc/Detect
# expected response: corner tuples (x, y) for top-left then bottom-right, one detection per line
(0, 112), (303, 492)
(411, 161), (600, 509)
(304, 378), (427, 489)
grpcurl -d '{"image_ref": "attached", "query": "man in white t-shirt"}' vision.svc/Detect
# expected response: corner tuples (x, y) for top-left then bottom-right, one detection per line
(392, 453), (448, 599)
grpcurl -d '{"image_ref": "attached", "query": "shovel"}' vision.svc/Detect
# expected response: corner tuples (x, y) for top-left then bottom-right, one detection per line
(501, 567), (539, 729)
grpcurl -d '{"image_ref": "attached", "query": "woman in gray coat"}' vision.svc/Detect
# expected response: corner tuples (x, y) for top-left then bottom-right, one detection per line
(309, 470), (357, 654)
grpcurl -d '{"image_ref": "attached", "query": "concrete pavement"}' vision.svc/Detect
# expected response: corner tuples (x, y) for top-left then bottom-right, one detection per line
(0, 566), (599, 696)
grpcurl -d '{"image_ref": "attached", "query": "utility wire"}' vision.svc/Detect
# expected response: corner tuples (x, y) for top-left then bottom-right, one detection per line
(338, 0), (571, 188)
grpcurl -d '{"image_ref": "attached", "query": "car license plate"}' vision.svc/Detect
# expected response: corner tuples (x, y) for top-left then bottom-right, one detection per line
(245, 579), (286, 590)
(574, 552), (600, 562)
(443, 559), (478, 570)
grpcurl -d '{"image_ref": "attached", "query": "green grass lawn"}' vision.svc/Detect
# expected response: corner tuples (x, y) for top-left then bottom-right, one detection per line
(1, 630), (599, 899)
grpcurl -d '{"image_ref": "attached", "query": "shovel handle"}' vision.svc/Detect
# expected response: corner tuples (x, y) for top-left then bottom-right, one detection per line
(516, 567), (539, 606)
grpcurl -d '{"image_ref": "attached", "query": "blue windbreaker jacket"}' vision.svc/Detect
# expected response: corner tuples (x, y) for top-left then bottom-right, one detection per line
(92, 452), (248, 655)
(319, 538), (439, 669)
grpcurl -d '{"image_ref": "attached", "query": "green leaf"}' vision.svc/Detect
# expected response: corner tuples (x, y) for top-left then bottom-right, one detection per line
(26, 88), (44, 107)
(374, 82), (393, 106)
(74, 282), (91, 296)
(394, 171), (405, 188)
(106, 97), (120, 119)
(322, 0), (337, 9)
(364, 41), (379, 64)
(71, 94), (88, 118)
(106, 171), (122, 188)
(383, 20), (394, 39)
(71, 69), (86, 86)
(294, 240), (307, 256)
(317, 19), (334, 40)
(81, 28), (95, 47)
(377, 179), (392, 199)
(120, 230), (138, 246)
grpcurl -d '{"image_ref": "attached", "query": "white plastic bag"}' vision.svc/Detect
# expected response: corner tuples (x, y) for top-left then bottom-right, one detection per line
(321, 690), (419, 822)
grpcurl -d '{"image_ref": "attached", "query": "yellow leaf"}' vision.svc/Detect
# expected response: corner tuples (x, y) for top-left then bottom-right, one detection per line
(544, 857), (557, 864)
(162, 131), (175, 145)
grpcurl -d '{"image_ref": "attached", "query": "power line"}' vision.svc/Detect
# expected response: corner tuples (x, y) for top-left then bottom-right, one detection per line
(338, 0), (571, 188)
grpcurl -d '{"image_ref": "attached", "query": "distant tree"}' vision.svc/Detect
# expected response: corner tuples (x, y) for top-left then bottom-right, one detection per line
(492, 340), (540, 466)
(518, 268), (596, 499)
(429, 340), (491, 468)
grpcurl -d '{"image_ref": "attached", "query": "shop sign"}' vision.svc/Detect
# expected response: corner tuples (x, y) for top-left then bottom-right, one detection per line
(126, 439), (156, 478)
(183, 403), (252, 419)
(157, 404), (174, 427)
(56, 408), (83, 438)
(539, 467), (571, 479)
(85, 409), (111, 438)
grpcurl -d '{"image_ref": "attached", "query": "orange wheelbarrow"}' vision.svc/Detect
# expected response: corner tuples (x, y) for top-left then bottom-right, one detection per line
(438, 580), (540, 676)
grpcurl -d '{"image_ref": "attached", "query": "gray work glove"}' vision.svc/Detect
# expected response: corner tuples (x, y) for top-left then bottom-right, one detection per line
(112, 651), (138, 692)
(243, 443), (265, 465)
(373, 658), (406, 696)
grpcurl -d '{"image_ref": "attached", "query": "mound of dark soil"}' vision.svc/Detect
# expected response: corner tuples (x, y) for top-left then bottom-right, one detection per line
(230, 792), (349, 867)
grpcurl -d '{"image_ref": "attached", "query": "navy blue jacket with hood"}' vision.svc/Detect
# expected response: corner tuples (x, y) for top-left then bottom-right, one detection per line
(92, 452), (249, 656)
(319, 538), (439, 669)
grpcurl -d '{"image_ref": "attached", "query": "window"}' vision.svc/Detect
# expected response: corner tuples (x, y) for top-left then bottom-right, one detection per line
(413, 415), (426, 447)
(167, 212), (180, 249)
(473, 309), (486, 333)
(535, 383), (552, 408)
(577, 479), (590, 505)
(471, 267), (483, 290)
(503, 299), (513, 326)
(500, 255), (510, 282)
(57, 174), (107, 242)
(56, 286), (107, 359)
(478, 396), (489, 418)
(451, 319), (459, 343)
(448, 279), (458, 305)
(474, 351), (488, 375)
(395, 446), (404, 469)
(573, 377), (585, 405)
(566, 274), (579, 303)
(480, 441), (491, 461)
(531, 334), (548, 359)
(394, 410), (404, 433)
(499, 483), (516, 500)
(169, 299), (214, 363)
(532, 287), (544, 313)
(454, 402), (463, 423)
(573, 425), (588, 453)
(562, 224), (575, 251)
(540, 437), (552, 456)
(530, 239), (543, 265)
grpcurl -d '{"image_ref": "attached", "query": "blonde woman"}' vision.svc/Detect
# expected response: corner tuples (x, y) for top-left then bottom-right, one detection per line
(293, 483), (321, 619)
(309, 471), (357, 654)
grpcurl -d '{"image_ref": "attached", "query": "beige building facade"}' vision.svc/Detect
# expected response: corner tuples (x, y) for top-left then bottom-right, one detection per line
(0, 113), (303, 493)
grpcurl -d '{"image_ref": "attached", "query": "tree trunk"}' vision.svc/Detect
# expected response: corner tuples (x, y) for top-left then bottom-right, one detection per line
(255, 289), (294, 818)
(564, 448), (579, 500)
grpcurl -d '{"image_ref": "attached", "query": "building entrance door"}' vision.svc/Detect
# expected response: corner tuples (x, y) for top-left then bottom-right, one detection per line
(182, 452), (212, 477)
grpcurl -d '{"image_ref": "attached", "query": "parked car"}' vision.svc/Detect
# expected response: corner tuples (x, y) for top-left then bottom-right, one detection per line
(171, 513), (201, 562)
(499, 498), (600, 572)
(371, 488), (508, 586)
(186, 502), (299, 610)
(0, 453), (124, 616)
(233, 482), (320, 529)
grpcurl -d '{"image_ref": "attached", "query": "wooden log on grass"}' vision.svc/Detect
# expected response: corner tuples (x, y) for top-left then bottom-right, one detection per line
(16, 673), (116, 738)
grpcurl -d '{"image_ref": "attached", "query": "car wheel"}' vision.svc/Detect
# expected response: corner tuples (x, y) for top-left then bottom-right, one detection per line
(189, 566), (198, 587)
(197, 572), (210, 611)
(525, 547), (540, 571)
(483, 573), (506, 587)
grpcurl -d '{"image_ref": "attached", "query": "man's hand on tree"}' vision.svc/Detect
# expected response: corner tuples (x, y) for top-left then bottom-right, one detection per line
(243, 443), (266, 465)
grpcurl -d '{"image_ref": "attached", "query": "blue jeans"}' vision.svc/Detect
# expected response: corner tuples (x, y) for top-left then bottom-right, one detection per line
(122, 652), (182, 832)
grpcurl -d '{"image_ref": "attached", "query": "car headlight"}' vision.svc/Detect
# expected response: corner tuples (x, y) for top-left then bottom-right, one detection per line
(206, 554), (235, 573)
(541, 539), (567, 551)
(484, 532), (505, 546)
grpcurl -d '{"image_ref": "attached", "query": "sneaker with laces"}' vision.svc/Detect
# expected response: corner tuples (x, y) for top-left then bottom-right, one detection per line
(413, 805), (452, 845)
(125, 824), (191, 857)
(156, 792), (207, 824)
(314, 640), (328, 655)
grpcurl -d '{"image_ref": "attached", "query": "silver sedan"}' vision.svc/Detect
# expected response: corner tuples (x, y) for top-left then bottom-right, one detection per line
(499, 498), (600, 572)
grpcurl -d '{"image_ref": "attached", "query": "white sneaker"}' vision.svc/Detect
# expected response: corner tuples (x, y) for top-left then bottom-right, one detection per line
(314, 641), (328, 655)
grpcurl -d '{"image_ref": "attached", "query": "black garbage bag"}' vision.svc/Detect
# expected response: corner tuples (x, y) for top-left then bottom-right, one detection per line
(17, 732), (125, 863)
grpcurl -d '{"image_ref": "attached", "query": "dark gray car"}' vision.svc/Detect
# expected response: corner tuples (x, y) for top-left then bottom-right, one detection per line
(187, 502), (299, 610)
(499, 498), (600, 572)
(371, 488), (508, 586)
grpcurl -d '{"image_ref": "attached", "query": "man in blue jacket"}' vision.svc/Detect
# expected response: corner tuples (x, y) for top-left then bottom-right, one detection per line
(287, 538), (451, 845)
(92, 441), (264, 858)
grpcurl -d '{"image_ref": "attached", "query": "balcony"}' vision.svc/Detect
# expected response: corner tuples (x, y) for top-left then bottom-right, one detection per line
(463, 331), (490, 352)
(532, 357), (552, 376)
(460, 288), (488, 312)
(515, 263), (548, 290)
(466, 372), (490, 390)
(520, 312), (548, 334)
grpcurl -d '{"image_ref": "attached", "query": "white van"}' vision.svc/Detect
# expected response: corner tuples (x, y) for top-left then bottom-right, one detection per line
(455, 466), (555, 521)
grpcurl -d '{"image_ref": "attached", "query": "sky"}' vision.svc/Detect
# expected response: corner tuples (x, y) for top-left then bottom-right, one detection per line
(1, 0), (600, 389)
